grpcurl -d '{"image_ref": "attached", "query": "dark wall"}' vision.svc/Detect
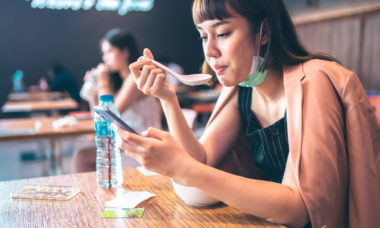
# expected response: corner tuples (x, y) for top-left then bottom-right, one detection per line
(0, 0), (204, 90)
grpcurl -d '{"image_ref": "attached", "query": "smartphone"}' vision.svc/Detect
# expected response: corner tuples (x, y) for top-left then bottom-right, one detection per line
(93, 106), (139, 135)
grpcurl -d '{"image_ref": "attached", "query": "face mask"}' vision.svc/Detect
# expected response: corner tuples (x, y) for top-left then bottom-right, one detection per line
(239, 22), (269, 87)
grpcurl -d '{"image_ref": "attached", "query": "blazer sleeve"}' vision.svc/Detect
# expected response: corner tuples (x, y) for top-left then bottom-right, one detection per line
(295, 69), (348, 228)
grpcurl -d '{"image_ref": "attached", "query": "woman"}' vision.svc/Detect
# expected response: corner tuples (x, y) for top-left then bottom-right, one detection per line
(81, 28), (162, 132)
(117, 1), (380, 227)
(75, 29), (162, 172)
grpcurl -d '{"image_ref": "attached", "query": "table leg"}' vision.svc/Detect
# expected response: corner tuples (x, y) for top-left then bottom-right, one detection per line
(48, 138), (62, 175)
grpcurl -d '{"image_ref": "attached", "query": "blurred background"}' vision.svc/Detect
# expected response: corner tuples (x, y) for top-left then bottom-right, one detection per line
(1, 0), (379, 93)
(0, 0), (203, 96)
(0, 0), (379, 180)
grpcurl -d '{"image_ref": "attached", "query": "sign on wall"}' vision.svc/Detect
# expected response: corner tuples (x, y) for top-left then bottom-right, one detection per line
(30, 0), (155, 15)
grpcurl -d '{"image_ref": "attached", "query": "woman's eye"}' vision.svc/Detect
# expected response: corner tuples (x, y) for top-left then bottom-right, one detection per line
(199, 36), (207, 41)
(217, 32), (231, 38)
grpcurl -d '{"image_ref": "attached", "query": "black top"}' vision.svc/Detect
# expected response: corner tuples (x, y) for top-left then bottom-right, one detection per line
(48, 70), (81, 103)
(238, 86), (289, 183)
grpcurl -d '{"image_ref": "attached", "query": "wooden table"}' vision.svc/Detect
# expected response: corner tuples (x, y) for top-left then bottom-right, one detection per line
(1, 98), (78, 114)
(0, 116), (94, 175)
(0, 168), (284, 227)
(8, 91), (64, 102)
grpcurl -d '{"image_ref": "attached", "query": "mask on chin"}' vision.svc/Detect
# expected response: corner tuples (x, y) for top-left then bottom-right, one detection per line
(239, 56), (268, 87)
(239, 22), (269, 87)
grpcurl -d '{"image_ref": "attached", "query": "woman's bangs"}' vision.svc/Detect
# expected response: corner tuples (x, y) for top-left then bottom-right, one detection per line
(192, 0), (231, 24)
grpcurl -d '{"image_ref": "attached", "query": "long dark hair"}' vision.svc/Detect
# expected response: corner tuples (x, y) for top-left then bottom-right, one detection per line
(101, 28), (139, 64)
(99, 28), (139, 92)
(192, 0), (337, 71)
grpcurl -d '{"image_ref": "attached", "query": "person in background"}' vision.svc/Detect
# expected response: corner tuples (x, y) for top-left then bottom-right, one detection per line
(75, 28), (162, 172)
(115, 0), (380, 227)
(42, 64), (81, 103)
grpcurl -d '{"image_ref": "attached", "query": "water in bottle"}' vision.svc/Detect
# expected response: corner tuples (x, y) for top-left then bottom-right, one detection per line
(13, 70), (24, 93)
(94, 95), (123, 188)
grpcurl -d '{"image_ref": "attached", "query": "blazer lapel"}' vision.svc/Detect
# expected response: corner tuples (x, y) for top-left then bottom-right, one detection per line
(283, 63), (305, 184)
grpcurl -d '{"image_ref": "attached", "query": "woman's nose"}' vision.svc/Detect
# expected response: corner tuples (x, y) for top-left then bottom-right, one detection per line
(204, 38), (220, 59)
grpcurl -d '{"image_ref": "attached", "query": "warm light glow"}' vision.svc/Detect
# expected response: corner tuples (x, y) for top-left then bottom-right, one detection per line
(30, 0), (154, 15)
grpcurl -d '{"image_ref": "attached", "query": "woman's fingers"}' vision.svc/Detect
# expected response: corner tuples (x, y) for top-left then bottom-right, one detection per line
(119, 139), (145, 155)
(142, 68), (163, 94)
(120, 144), (144, 165)
(129, 58), (152, 81)
(137, 65), (155, 91)
(129, 49), (172, 99)
(143, 48), (154, 59)
(144, 127), (167, 140)
(115, 125), (159, 147)
(135, 62), (166, 95)
(151, 73), (167, 95)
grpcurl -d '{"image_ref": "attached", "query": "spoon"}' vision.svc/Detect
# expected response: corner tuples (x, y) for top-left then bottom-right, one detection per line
(143, 57), (212, 86)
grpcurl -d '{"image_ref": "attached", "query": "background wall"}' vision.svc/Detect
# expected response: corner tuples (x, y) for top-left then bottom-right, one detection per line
(294, 2), (380, 91)
(1, 0), (379, 97)
(0, 0), (204, 92)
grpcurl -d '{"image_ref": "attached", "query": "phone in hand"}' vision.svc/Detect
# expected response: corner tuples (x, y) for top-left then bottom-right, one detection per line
(93, 106), (139, 135)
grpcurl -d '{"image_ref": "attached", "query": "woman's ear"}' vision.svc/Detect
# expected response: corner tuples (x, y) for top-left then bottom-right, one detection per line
(260, 19), (269, 46)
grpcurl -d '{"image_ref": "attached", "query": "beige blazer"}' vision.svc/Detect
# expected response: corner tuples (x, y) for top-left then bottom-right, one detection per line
(208, 59), (380, 227)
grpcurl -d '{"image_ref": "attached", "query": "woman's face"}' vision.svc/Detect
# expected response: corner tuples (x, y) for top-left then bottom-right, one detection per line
(196, 10), (257, 86)
(101, 40), (129, 72)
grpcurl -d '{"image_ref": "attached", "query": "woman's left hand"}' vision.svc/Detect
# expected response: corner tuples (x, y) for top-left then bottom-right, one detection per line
(115, 126), (194, 178)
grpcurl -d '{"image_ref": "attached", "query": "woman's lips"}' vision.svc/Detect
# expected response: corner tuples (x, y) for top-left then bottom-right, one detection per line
(214, 65), (227, 74)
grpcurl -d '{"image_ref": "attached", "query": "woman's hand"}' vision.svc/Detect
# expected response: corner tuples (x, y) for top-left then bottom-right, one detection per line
(95, 63), (113, 95)
(115, 126), (195, 179)
(95, 63), (111, 83)
(129, 48), (176, 101)
(83, 69), (95, 81)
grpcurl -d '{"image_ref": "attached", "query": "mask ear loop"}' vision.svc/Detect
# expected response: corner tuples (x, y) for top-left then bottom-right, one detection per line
(256, 21), (263, 57)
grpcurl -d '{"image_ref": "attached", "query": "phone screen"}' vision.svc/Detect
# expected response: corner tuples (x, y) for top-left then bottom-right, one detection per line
(93, 106), (139, 135)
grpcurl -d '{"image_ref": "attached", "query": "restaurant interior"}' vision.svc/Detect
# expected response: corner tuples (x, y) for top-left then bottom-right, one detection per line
(0, 0), (379, 227)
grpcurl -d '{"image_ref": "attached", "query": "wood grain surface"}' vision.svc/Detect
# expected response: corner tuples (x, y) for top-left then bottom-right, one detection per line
(0, 116), (94, 141)
(8, 92), (64, 102)
(2, 98), (78, 113)
(0, 168), (285, 227)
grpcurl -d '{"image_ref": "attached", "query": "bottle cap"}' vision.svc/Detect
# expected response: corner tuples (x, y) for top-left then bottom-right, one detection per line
(99, 94), (113, 102)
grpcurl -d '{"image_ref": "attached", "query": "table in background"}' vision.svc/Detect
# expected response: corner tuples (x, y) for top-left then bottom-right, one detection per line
(8, 91), (64, 102)
(177, 89), (220, 107)
(177, 89), (220, 128)
(0, 168), (284, 227)
(1, 98), (78, 115)
(0, 116), (94, 175)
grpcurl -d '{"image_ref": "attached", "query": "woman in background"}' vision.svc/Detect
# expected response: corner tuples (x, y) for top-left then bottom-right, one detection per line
(116, 0), (380, 227)
(75, 28), (162, 172)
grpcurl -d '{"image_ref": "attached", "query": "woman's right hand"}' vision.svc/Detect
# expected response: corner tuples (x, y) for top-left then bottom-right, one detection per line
(83, 69), (95, 81)
(129, 48), (176, 101)
(95, 63), (111, 83)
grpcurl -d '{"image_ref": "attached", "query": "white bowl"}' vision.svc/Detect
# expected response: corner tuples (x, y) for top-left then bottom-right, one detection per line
(171, 178), (220, 207)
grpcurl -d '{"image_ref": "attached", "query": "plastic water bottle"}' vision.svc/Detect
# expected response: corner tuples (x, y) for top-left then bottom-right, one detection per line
(94, 95), (123, 188)
(80, 70), (97, 105)
(13, 70), (24, 93)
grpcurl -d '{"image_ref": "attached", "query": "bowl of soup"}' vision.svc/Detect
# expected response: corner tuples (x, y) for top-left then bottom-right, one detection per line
(171, 178), (220, 207)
